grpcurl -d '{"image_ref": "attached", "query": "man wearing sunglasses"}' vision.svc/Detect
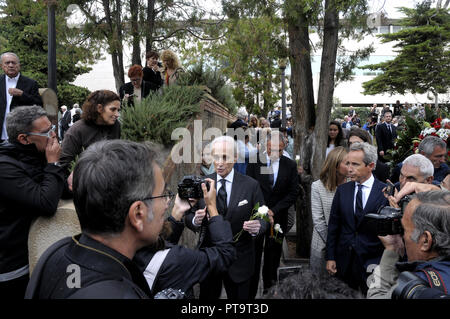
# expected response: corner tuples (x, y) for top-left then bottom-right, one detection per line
(0, 105), (65, 299)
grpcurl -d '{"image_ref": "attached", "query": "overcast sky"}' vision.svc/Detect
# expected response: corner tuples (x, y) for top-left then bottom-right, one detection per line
(370, 0), (419, 18)
(198, 0), (420, 18)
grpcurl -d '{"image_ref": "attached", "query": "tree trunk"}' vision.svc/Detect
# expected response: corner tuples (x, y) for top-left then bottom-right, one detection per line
(146, 0), (156, 53)
(102, 0), (125, 92)
(287, 4), (315, 258)
(311, 0), (339, 180)
(114, 0), (125, 84)
(130, 0), (141, 66)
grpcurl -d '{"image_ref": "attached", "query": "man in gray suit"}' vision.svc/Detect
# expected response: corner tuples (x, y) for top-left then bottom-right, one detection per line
(185, 136), (267, 299)
(0, 52), (42, 142)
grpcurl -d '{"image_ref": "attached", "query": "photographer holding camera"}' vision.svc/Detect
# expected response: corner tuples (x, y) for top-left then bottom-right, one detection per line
(367, 190), (450, 299)
(133, 177), (237, 299)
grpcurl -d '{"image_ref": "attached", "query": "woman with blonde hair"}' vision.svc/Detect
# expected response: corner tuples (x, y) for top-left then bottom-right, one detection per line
(310, 146), (349, 273)
(160, 49), (184, 86)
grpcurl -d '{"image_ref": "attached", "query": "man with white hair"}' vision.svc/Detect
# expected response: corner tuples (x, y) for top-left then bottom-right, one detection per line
(398, 154), (434, 190)
(185, 135), (267, 300)
(390, 136), (448, 184)
(1, 52), (42, 142)
(59, 105), (71, 140)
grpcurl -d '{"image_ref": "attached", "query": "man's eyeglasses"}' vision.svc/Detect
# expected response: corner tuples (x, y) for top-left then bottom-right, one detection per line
(141, 190), (175, 202)
(27, 125), (56, 138)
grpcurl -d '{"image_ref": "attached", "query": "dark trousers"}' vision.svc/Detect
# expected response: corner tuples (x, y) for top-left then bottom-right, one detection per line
(250, 234), (283, 298)
(199, 272), (251, 300)
(339, 249), (368, 295)
(0, 274), (29, 299)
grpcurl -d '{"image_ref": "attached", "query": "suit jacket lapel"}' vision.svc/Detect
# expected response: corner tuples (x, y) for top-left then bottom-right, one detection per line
(0, 75), (6, 108)
(356, 178), (382, 228)
(272, 156), (287, 190)
(227, 172), (242, 217)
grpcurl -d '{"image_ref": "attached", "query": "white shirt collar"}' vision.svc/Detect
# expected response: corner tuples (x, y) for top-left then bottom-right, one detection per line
(264, 152), (281, 164)
(217, 168), (234, 184)
(356, 174), (374, 189)
(6, 73), (20, 82)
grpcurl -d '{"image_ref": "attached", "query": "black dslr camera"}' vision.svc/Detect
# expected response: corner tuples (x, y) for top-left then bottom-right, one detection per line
(177, 175), (210, 199)
(364, 195), (412, 236)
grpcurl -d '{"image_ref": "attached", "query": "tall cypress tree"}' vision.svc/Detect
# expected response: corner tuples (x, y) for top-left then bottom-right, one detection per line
(362, 0), (450, 105)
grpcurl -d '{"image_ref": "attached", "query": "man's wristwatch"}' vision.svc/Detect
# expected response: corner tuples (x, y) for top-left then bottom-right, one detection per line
(50, 162), (61, 167)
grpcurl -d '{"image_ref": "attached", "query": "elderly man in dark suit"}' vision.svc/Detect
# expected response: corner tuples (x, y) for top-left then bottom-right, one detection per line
(375, 110), (397, 162)
(59, 105), (72, 141)
(326, 142), (388, 294)
(0, 52), (42, 142)
(185, 135), (267, 300)
(247, 130), (299, 297)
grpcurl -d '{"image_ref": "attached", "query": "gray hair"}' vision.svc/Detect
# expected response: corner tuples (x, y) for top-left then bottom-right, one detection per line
(410, 191), (450, 256)
(0, 52), (20, 64)
(236, 106), (248, 121)
(61, 105), (67, 111)
(211, 135), (238, 158)
(402, 154), (434, 179)
(267, 129), (287, 147)
(73, 140), (159, 235)
(418, 136), (447, 156)
(349, 142), (378, 169)
(6, 105), (47, 142)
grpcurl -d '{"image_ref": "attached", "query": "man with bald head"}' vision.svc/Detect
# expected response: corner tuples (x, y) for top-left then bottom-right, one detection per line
(1, 52), (42, 142)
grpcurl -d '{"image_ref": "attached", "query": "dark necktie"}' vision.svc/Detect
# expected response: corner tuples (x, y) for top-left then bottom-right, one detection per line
(355, 184), (364, 219)
(217, 179), (228, 216)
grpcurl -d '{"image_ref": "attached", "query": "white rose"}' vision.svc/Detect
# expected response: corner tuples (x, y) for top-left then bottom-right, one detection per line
(257, 205), (269, 216)
(274, 223), (283, 234)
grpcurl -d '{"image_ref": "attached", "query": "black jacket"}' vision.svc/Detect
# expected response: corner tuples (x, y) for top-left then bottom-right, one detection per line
(375, 122), (397, 154)
(0, 74), (43, 131)
(246, 154), (299, 233)
(60, 111), (72, 131)
(134, 215), (236, 297)
(118, 81), (158, 107)
(0, 141), (65, 274)
(143, 66), (163, 90)
(28, 234), (150, 299)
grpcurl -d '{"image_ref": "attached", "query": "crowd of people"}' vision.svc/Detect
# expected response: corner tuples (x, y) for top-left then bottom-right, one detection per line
(0, 50), (449, 300)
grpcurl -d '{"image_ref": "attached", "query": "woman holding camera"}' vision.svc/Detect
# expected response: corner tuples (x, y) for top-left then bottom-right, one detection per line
(310, 146), (349, 273)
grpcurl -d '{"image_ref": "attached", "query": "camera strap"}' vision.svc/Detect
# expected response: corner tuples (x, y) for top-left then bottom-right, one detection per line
(419, 268), (448, 294)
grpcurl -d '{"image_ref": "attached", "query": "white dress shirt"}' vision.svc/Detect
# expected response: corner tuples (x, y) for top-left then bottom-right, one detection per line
(265, 154), (280, 187)
(2, 74), (19, 140)
(353, 174), (375, 214)
(193, 169), (235, 227)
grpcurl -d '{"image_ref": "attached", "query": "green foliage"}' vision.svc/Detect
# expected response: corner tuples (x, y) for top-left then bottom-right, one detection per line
(177, 62), (238, 114)
(362, 1), (450, 96)
(179, 11), (287, 116)
(120, 85), (204, 146)
(384, 114), (422, 169)
(57, 83), (90, 108)
(0, 0), (99, 88)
